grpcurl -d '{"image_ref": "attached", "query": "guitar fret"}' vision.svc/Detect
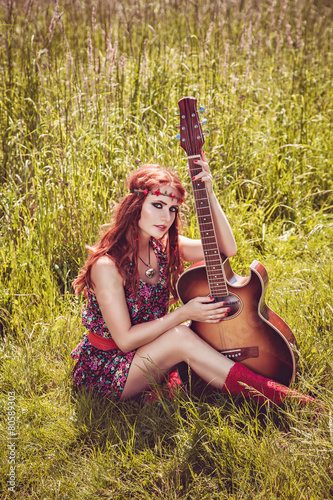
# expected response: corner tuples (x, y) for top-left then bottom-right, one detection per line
(206, 258), (222, 269)
(198, 222), (213, 229)
(195, 201), (210, 207)
(201, 232), (215, 237)
(206, 263), (223, 270)
(202, 236), (218, 242)
(197, 210), (211, 217)
(207, 269), (225, 277)
(199, 225), (214, 232)
(201, 238), (216, 244)
(202, 241), (216, 247)
(198, 220), (213, 226)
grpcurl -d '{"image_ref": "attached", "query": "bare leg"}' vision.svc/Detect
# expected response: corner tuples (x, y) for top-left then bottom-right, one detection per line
(120, 324), (320, 409)
(120, 325), (234, 400)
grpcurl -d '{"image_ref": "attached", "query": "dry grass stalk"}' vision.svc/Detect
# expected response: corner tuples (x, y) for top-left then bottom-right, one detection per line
(87, 29), (93, 75)
(276, 0), (288, 54)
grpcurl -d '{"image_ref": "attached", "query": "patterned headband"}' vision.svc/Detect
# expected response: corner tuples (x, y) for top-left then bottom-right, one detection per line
(129, 188), (183, 204)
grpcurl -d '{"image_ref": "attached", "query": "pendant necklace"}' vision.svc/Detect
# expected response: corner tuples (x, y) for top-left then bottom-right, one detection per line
(138, 242), (155, 279)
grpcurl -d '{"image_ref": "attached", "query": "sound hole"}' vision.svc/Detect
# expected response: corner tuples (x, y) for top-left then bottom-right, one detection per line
(214, 295), (241, 317)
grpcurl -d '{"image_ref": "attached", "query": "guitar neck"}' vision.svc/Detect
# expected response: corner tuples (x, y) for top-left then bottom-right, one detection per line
(188, 158), (228, 297)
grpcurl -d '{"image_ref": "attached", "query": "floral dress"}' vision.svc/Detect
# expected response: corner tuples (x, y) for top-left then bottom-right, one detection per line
(71, 238), (170, 400)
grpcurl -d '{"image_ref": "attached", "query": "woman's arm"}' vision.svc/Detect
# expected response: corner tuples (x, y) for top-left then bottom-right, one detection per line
(91, 256), (228, 353)
(208, 190), (237, 257)
(180, 151), (237, 263)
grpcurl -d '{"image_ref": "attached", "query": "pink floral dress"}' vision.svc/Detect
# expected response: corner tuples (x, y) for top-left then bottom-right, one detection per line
(71, 238), (170, 400)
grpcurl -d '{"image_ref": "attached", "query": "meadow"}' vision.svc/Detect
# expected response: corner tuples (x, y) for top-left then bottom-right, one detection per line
(0, 0), (332, 498)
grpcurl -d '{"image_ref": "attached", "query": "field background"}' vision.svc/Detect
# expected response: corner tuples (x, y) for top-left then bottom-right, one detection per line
(0, 0), (332, 498)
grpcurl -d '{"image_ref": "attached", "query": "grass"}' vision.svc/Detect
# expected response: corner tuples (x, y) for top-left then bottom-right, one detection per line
(0, 0), (333, 498)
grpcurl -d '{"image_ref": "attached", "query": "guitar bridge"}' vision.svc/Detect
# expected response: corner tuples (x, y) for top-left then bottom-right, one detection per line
(220, 346), (259, 362)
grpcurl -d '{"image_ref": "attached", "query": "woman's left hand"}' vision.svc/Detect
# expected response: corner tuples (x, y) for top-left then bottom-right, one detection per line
(190, 150), (213, 195)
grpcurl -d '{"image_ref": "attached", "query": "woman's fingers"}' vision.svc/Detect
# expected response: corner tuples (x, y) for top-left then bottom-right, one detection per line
(205, 305), (231, 322)
(192, 170), (213, 188)
(193, 296), (230, 322)
(192, 153), (212, 189)
(185, 296), (231, 323)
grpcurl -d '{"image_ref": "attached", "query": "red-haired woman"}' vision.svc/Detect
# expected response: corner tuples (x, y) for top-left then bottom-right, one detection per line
(71, 154), (316, 407)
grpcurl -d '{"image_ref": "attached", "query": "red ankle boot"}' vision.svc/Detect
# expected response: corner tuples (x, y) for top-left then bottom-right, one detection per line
(222, 363), (317, 407)
(143, 370), (184, 404)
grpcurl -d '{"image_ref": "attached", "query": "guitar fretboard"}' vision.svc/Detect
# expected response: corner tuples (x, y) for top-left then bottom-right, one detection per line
(188, 159), (228, 297)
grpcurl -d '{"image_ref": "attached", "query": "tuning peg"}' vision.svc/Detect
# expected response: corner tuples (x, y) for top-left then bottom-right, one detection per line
(204, 130), (210, 136)
(176, 134), (181, 141)
(202, 118), (207, 125)
(199, 106), (205, 113)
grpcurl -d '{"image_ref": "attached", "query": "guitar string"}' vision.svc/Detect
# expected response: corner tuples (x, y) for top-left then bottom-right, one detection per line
(181, 105), (227, 290)
(185, 129), (228, 352)
(185, 140), (228, 296)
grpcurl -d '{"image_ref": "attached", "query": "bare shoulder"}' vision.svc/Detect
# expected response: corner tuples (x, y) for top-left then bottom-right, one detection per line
(93, 255), (117, 269)
(91, 255), (124, 289)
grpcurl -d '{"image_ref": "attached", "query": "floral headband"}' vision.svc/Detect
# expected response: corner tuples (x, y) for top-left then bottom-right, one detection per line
(129, 188), (183, 204)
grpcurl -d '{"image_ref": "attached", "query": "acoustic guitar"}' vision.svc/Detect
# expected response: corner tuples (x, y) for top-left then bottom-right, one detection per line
(176, 97), (297, 387)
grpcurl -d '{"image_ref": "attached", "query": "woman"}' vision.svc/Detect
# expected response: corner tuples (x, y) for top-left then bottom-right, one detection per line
(71, 153), (315, 406)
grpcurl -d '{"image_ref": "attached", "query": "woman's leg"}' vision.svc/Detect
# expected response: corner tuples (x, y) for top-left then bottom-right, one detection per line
(120, 325), (319, 408)
(120, 325), (234, 400)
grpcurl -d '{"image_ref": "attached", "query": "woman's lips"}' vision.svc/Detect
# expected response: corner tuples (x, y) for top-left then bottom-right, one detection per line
(155, 225), (167, 231)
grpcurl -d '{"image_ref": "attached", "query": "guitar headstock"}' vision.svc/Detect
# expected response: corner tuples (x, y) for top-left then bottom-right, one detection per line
(178, 97), (205, 157)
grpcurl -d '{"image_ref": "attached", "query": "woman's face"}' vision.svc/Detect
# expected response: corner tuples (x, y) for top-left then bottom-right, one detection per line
(138, 185), (180, 240)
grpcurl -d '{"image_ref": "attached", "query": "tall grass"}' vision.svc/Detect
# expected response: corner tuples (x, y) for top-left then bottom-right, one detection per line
(0, 0), (332, 498)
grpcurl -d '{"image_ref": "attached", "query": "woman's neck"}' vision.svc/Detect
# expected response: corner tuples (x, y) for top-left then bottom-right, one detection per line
(138, 233), (151, 253)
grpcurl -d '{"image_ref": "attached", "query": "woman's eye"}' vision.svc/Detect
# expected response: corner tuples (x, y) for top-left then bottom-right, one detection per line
(152, 202), (178, 213)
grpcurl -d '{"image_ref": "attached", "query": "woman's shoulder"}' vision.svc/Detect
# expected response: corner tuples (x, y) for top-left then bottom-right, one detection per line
(93, 254), (116, 268)
(91, 255), (123, 285)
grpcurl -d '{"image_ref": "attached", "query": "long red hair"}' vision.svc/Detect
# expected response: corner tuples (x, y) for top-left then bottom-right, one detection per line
(73, 164), (186, 299)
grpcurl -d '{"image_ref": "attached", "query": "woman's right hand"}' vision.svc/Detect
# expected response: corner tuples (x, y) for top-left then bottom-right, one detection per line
(182, 296), (230, 323)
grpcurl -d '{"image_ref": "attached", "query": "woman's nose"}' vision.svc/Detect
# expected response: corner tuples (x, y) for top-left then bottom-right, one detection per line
(161, 208), (171, 222)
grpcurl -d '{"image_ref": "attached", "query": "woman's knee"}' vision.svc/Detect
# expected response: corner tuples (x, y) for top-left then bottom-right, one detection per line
(164, 324), (199, 351)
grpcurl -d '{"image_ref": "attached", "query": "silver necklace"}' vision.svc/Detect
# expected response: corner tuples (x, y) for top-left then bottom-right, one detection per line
(138, 242), (155, 279)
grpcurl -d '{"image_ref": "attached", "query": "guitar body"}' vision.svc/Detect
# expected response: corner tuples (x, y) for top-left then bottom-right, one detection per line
(177, 258), (298, 387)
